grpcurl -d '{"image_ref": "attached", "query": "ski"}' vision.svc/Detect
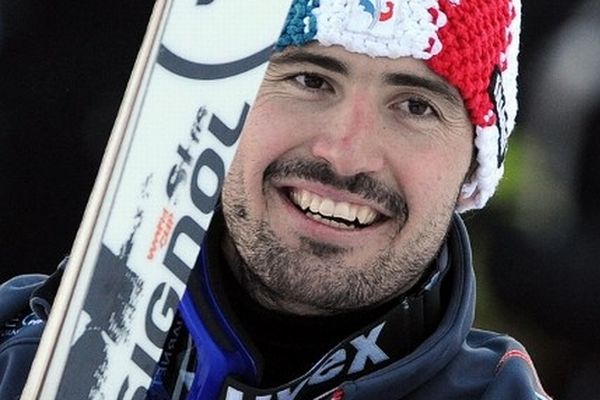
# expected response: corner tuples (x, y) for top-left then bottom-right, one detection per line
(22, 1), (291, 398)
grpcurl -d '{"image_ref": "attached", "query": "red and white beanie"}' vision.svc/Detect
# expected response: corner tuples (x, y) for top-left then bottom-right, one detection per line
(277, 0), (521, 211)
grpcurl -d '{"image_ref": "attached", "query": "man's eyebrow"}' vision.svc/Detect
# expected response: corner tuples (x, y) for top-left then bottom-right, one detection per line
(270, 52), (462, 106)
(384, 73), (462, 106)
(269, 51), (349, 75)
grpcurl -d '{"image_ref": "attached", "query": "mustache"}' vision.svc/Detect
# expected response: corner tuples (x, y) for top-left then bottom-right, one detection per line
(264, 159), (408, 219)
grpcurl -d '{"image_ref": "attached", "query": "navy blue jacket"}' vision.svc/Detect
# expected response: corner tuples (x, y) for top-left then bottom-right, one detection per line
(0, 217), (552, 399)
(0, 274), (47, 400)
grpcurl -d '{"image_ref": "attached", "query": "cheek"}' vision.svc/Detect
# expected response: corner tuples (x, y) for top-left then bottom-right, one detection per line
(237, 98), (313, 171)
(387, 136), (473, 216)
(226, 97), (313, 205)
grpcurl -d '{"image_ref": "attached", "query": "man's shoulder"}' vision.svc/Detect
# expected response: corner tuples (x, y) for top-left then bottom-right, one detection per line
(401, 328), (551, 399)
(453, 328), (552, 399)
(0, 273), (50, 400)
(0, 273), (48, 342)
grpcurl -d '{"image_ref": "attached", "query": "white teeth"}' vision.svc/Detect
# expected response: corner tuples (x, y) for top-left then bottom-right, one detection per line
(356, 206), (377, 225)
(297, 190), (307, 210)
(290, 191), (302, 207)
(333, 202), (351, 220)
(319, 199), (335, 217)
(289, 189), (380, 226)
(307, 211), (355, 230)
(348, 204), (359, 221)
(309, 196), (321, 213)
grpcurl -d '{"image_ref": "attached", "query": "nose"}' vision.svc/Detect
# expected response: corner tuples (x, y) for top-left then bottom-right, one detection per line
(311, 94), (384, 176)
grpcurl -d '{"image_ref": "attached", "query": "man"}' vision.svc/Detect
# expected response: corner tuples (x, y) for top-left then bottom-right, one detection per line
(0, 0), (551, 399)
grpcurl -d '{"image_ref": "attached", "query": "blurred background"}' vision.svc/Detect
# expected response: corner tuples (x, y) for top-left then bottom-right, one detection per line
(1, 1), (598, 398)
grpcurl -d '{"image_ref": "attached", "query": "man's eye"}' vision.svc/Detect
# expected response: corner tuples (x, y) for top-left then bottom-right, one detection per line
(398, 98), (437, 117)
(293, 74), (330, 90)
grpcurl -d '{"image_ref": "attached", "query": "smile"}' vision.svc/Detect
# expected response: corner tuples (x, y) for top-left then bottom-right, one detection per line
(288, 188), (383, 230)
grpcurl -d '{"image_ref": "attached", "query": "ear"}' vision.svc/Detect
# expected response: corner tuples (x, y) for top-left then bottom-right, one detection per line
(456, 187), (475, 213)
(455, 142), (479, 212)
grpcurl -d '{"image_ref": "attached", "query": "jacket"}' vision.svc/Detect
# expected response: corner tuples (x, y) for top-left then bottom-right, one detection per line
(0, 216), (551, 399)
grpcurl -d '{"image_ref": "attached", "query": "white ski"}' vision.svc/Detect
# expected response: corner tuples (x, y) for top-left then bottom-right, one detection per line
(22, 1), (291, 398)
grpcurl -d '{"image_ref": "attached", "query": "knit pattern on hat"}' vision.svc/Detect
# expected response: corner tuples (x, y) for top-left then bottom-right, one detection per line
(428, 0), (520, 210)
(312, 0), (448, 60)
(277, 0), (320, 49)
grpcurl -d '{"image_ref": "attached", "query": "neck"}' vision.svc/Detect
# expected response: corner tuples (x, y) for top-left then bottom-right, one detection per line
(214, 236), (452, 388)
(202, 211), (455, 388)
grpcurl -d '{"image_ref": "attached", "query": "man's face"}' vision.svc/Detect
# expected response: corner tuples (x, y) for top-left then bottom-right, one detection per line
(221, 44), (473, 315)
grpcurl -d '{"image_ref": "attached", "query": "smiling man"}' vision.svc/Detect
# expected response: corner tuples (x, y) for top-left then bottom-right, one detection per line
(222, 44), (474, 316)
(1, 0), (552, 399)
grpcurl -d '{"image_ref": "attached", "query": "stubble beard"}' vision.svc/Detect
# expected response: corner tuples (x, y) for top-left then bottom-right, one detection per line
(221, 160), (457, 315)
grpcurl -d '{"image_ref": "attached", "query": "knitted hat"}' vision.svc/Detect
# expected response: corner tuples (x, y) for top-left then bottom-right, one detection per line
(277, 0), (521, 212)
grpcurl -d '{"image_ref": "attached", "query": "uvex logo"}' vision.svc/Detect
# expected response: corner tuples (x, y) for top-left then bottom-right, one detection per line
(223, 323), (389, 400)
